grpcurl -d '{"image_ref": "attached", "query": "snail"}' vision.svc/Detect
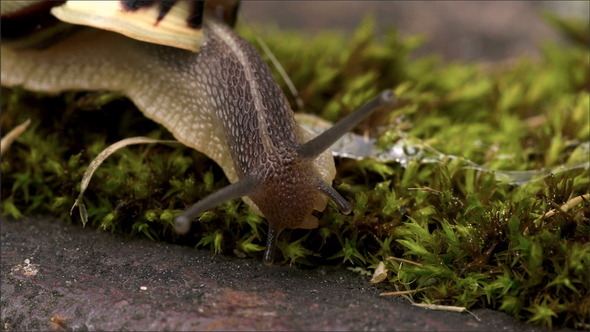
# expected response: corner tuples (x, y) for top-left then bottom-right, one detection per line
(1, 0), (396, 265)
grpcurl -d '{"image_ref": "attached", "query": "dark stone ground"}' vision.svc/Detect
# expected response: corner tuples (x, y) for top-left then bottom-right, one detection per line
(1, 218), (542, 331)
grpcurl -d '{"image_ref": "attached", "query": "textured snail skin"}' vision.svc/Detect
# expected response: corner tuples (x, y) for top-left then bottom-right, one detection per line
(1, 14), (336, 263)
(2, 8), (396, 264)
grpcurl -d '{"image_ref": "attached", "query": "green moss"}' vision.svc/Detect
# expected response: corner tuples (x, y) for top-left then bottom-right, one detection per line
(1, 14), (589, 329)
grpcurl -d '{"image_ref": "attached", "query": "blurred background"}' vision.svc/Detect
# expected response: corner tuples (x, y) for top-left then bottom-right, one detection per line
(240, 1), (589, 62)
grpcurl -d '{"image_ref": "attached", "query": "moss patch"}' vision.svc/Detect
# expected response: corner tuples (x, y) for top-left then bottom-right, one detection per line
(2, 14), (589, 329)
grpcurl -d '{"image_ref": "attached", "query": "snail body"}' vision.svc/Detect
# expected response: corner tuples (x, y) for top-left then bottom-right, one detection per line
(1, 1), (395, 264)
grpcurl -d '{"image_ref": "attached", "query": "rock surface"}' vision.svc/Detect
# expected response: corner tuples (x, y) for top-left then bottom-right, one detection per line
(1, 218), (541, 331)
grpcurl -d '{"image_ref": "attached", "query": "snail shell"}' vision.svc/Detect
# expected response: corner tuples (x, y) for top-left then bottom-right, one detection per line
(1, 1), (395, 264)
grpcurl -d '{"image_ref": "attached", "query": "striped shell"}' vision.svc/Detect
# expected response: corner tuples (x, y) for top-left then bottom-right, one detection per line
(1, 0), (239, 51)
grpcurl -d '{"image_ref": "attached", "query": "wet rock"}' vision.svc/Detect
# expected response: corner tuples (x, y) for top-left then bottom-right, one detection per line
(1, 218), (539, 331)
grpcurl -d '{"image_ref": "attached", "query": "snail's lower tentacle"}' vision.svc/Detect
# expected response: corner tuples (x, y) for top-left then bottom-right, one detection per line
(263, 224), (282, 266)
(317, 180), (351, 214)
(174, 174), (257, 234)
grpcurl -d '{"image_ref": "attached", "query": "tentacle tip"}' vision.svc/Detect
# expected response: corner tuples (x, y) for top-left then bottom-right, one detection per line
(263, 248), (275, 266)
(338, 200), (353, 215)
(173, 215), (192, 234)
(380, 89), (396, 105)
